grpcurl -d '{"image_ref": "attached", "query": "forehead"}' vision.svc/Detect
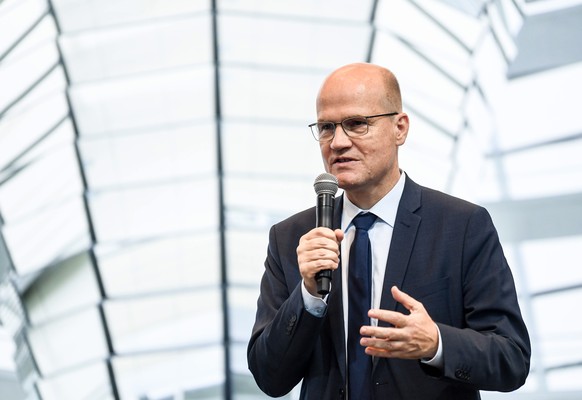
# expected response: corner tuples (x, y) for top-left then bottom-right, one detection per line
(316, 74), (389, 120)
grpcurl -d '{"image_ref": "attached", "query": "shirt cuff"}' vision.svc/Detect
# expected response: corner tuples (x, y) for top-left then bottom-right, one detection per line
(420, 324), (443, 369)
(301, 280), (328, 317)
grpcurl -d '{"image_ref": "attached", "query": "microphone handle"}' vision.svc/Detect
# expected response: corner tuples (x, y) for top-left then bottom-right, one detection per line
(315, 193), (334, 295)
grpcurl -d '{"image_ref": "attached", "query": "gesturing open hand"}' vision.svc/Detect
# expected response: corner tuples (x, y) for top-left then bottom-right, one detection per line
(359, 286), (439, 360)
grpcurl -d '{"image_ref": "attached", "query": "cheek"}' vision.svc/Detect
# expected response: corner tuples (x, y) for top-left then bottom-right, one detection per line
(320, 147), (333, 166)
(366, 145), (395, 172)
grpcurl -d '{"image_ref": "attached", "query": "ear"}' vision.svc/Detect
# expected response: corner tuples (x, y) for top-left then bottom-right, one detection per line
(394, 113), (409, 146)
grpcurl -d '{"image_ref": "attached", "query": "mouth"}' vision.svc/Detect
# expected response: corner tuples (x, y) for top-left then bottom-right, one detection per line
(332, 157), (357, 165)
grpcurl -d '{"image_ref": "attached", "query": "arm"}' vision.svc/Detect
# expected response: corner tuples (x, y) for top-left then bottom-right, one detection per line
(360, 207), (530, 391)
(437, 207), (531, 391)
(247, 222), (342, 396)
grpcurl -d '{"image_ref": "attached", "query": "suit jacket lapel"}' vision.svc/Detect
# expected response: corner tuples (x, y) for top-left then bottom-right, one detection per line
(379, 176), (422, 319)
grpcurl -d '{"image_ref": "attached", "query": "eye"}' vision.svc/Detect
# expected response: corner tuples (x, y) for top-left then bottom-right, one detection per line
(343, 117), (368, 133)
(318, 122), (335, 133)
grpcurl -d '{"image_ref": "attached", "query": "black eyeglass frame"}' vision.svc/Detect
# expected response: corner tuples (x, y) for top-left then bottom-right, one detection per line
(308, 112), (399, 142)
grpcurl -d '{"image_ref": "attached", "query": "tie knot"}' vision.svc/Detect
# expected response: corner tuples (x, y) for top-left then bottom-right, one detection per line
(352, 212), (377, 231)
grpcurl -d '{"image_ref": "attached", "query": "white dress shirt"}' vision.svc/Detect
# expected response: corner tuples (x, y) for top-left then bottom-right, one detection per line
(302, 172), (442, 367)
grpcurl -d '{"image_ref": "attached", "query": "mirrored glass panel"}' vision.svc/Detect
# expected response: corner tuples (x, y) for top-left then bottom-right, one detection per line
(27, 307), (109, 375)
(113, 346), (224, 399)
(105, 289), (222, 353)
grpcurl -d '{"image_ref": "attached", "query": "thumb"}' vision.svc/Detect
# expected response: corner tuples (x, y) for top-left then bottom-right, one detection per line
(391, 286), (420, 312)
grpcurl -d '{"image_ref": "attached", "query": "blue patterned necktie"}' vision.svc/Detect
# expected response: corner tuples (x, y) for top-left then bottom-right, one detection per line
(347, 212), (377, 400)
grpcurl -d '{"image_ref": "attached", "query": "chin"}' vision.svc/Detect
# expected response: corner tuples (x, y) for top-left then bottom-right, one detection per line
(335, 175), (360, 191)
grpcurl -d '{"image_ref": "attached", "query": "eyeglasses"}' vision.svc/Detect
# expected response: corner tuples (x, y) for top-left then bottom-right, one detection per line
(308, 112), (398, 142)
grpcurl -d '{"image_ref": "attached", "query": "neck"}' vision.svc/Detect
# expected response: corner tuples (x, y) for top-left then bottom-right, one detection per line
(346, 170), (402, 210)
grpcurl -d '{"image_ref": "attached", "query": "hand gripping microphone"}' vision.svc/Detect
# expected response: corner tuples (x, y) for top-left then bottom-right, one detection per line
(313, 172), (339, 295)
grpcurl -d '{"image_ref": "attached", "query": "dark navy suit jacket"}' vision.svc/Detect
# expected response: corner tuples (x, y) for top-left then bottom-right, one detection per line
(248, 176), (530, 399)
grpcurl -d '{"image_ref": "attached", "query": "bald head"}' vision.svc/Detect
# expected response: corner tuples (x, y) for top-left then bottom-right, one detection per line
(316, 63), (403, 115)
(313, 63), (409, 208)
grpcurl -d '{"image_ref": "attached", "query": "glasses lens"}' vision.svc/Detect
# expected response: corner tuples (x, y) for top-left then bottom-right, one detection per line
(342, 117), (368, 135)
(316, 122), (335, 141)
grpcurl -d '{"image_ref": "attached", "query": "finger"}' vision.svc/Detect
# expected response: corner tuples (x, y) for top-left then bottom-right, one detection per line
(360, 325), (404, 342)
(391, 286), (421, 312)
(298, 236), (339, 257)
(361, 334), (426, 360)
(361, 337), (394, 351)
(360, 336), (409, 359)
(300, 251), (339, 269)
(311, 226), (339, 240)
(367, 309), (408, 328)
(365, 346), (394, 358)
(309, 231), (341, 250)
(297, 246), (340, 273)
(364, 344), (411, 359)
(362, 337), (405, 351)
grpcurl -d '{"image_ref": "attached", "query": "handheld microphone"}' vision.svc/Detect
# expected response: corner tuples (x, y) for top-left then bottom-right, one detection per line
(313, 172), (339, 295)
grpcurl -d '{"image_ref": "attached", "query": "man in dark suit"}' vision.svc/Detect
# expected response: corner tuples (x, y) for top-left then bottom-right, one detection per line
(247, 63), (531, 399)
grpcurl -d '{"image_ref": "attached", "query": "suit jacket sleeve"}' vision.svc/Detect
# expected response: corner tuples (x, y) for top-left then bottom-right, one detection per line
(422, 205), (531, 391)
(247, 211), (326, 397)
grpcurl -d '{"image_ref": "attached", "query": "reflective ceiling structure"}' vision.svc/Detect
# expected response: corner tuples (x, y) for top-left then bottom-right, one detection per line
(0, 0), (581, 399)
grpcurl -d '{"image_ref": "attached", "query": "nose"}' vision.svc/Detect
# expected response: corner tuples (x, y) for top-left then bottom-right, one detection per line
(329, 124), (352, 150)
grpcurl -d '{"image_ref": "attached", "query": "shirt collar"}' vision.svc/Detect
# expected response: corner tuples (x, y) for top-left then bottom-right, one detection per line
(341, 171), (406, 232)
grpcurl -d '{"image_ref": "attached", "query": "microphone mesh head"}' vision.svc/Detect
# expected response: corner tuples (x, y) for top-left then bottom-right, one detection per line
(313, 173), (339, 195)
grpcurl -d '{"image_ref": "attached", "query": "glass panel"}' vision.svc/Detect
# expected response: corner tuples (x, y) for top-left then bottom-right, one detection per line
(27, 307), (109, 375)
(13, 332), (39, 394)
(376, 0), (479, 71)
(220, 67), (323, 122)
(487, 0), (519, 60)
(220, 14), (371, 68)
(447, 127), (509, 202)
(98, 233), (220, 296)
(0, 0), (49, 55)
(69, 66), (214, 136)
(105, 289), (222, 353)
(0, 75), (69, 171)
(219, 0), (373, 20)
(23, 252), (101, 325)
(398, 117), (455, 192)
(504, 141), (582, 199)
(226, 230), (268, 286)
(372, 32), (466, 133)
(3, 196), (90, 275)
(0, 281), (26, 335)
(547, 366), (582, 391)
(222, 122), (321, 177)
(60, 14), (212, 83)
(532, 290), (582, 369)
(79, 122), (216, 189)
(225, 176), (314, 225)
(53, 0), (210, 31)
(521, 236), (582, 293)
(0, 145), (83, 223)
(414, 0), (485, 47)
(89, 178), (218, 242)
(16, 118), (77, 170)
(0, 15), (58, 112)
(228, 287), (261, 344)
(113, 346), (224, 399)
(37, 362), (112, 400)
(0, 230), (11, 280)
(487, 62), (582, 153)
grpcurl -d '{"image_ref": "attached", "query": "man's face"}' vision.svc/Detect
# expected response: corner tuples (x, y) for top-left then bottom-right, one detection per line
(316, 68), (408, 207)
